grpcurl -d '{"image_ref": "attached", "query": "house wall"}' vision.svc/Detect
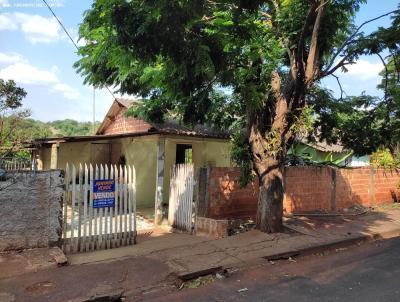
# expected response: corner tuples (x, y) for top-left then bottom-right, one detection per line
(39, 141), (114, 170)
(58, 142), (94, 168)
(163, 136), (231, 203)
(41, 147), (52, 170)
(199, 166), (400, 220)
(119, 136), (158, 208)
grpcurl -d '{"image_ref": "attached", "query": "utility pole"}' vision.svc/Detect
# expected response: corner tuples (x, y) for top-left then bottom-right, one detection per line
(93, 88), (96, 134)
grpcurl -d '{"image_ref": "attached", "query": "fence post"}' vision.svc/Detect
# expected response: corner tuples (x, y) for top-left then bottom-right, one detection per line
(62, 163), (69, 253)
(83, 164), (89, 252)
(132, 165), (137, 244)
(71, 164), (77, 252)
(330, 167), (337, 212)
(154, 137), (166, 225)
(123, 165), (128, 246)
(104, 164), (110, 249)
(369, 167), (376, 206)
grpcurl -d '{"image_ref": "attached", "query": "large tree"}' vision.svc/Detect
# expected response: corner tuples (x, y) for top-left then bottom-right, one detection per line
(75, 0), (399, 232)
(0, 79), (29, 159)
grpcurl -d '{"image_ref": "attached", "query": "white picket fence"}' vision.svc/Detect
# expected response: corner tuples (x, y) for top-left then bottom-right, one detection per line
(168, 164), (195, 232)
(62, 163), (136, 254)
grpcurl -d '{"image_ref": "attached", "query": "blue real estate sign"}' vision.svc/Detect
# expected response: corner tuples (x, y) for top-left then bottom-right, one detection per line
(93, 179), (115, 208)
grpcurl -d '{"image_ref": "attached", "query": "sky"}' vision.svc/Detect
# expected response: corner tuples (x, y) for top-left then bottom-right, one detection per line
(0, 0), (398, 122)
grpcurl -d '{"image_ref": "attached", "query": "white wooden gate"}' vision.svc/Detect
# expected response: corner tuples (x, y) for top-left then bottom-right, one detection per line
(168, 164), (195, 232)
(62, 163), (136, 254)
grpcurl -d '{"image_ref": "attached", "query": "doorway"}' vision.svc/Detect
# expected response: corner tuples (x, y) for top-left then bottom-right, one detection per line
(176, 144), (193, 164)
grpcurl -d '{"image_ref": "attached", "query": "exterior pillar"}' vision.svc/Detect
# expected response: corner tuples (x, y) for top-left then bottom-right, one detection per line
(154, 137), (166, 225)
(50, 143), (59, 169)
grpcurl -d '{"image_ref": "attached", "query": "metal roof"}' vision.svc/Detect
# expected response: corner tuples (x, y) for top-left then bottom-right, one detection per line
(30, 128), (229, 146)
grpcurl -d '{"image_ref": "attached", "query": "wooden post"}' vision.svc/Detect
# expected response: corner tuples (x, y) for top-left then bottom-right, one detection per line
(50, 143), (59, 169)
(154, 137), (166, 225)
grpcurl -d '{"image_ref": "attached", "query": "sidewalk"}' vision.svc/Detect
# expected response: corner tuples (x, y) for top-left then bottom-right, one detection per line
(1, 208), (400, 302)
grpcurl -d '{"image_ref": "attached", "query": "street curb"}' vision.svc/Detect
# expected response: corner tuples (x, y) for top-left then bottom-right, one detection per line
(269, 228), (400, 260)
(180, 228), (400, 279)
(288, 235), (372, 258)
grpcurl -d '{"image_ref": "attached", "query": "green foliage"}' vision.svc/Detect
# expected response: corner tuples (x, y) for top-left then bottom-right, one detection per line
(311, 6), (400, 157)
(371, 148), (400, 168)
(311, 5), (400, 158)
(231, 130), (254, 187)
(289, 105), (315, 139)
(0, 79), (27, 111)
(311, 91), (381, 155)
(0, 79), (29, 159)
(75, 0), (362, 120)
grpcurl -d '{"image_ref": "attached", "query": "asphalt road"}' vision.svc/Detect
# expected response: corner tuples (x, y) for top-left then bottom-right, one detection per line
(141, 237), (400, 302)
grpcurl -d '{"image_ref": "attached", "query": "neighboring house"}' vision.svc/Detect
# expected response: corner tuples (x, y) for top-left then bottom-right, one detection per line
(32, 98), (369, 213)
(289, 141), (370, 167)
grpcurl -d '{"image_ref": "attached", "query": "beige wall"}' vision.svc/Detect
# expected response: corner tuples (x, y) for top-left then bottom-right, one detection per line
(40, 147), (52, 170)
(40, 141), (116, 170)
(162, 136), (231, 203)
(120, 136), (158, 208)
(57, 142), (93, 168)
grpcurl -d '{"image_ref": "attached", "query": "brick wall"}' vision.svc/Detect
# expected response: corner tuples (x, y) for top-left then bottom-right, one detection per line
(199, 166), (400, 220)
(0, 170), (64, 251)
(103, 110), (151, 135)
(205, 167), (259, 219)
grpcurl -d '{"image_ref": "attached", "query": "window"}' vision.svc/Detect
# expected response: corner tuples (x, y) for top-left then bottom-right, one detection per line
(176, 144), (193, 164)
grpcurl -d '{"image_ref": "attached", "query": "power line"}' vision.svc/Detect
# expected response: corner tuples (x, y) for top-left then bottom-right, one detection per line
(41, 0), (116, 100)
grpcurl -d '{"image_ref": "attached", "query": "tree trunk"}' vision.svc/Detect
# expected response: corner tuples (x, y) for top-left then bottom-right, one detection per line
(249, 73), (291, 233)
(255, 160), (284, 233)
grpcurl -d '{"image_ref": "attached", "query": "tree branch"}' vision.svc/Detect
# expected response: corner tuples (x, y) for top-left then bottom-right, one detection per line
(324, 9), (400, 74)
(319, 56), (352, 78)
(296, 3), (318, 80)
(305, 0), (326, 84)
(376, 52), (388, 100)
(331, 74), (344, 101)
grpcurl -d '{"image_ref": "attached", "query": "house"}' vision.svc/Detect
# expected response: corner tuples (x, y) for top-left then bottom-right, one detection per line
(32, 98), (369, 222)
(289, 140), (370, 167)
(32, 99), (232, 222)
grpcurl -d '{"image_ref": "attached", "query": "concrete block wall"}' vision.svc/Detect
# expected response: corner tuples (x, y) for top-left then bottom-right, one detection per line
(0, 170), (64, 251)
(197, 166), (400, 220)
